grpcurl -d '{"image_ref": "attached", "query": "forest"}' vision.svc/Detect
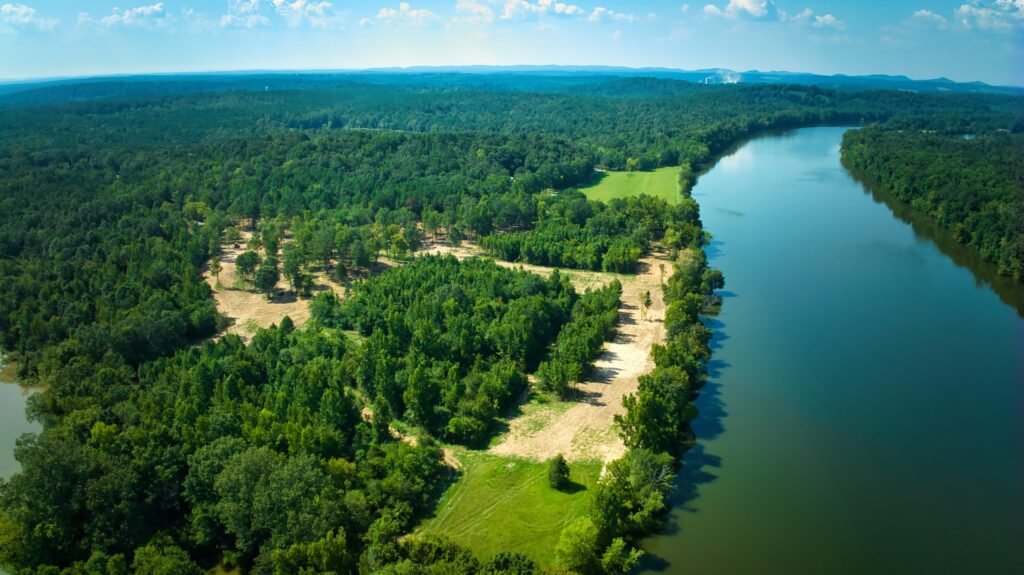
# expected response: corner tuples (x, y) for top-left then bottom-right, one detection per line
(842, 127), (1024, 282)
(0, 74), (1022, 574)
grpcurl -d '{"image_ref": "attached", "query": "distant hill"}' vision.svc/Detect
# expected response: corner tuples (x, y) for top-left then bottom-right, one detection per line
(0, 66), (1020, 106)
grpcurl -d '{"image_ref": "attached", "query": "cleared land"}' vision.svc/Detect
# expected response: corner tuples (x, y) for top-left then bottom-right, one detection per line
(418, 450), (601, 567)
(203, 231), (345, 341)
(580, 166), (682, 205)
(422, 241), (670, 464)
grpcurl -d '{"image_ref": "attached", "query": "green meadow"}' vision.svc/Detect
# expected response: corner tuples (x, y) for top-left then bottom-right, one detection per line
(417, 451), (602, 567)
(580, 166), (682, 205)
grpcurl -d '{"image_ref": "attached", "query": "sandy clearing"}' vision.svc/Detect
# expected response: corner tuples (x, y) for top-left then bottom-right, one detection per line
(203, 231), (345, 342)
(421, 240), (670, 464)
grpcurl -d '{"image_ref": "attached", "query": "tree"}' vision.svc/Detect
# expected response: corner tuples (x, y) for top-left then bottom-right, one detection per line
(130, 536), (203, 575)
(548, 454), (571, 490)
(480, 552), (538, 575)
(209, 256), (222, 287)
(556, 517), (599, 575)
(281, 243), (305, 294)
(600, 538), (643, 575)
(641, 290), (652, 320)
(254, 257), (280, 298)
(235, 251), (261, 287)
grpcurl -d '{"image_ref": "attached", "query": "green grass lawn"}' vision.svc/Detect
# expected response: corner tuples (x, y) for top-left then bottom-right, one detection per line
(580, 166), (682, 205)
(417, 451), (601, 567)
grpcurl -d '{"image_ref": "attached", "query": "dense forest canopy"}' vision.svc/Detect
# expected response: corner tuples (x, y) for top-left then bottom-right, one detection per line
(842, 127), (1024, 282)
(1, 73), (1022, 574)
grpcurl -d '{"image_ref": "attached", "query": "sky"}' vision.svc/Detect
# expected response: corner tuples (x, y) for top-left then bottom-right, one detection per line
(0, 1), (1022, 85)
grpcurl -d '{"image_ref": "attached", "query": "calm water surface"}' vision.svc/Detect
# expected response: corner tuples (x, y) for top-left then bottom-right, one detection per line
(644, 127), (1024, 574)
(1, 372), (38, 480)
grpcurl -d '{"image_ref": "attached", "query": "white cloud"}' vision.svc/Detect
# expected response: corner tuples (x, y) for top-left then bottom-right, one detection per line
(955, 0), (1023, 31)
(271, 0), (345, 29)
(0, 3), (57, 32)
(453, 0), (495, 24)
(501, 1), (584, 20)
(221, 0), (269, 28)
(910, 9), (948, 28)
(611, 28), (622, 39)
(812, 13), (844, 29)
(681, 4), (690, 14)
(359, 17), (374, 26)
(588, 6), (637, 23)
(377, 3), (438, 25)
(78, 3), (173, 30)
(703, 0), (777, 20)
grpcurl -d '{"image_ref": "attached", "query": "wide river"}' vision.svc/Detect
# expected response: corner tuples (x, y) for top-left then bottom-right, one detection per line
(644, 127), (1024, 574)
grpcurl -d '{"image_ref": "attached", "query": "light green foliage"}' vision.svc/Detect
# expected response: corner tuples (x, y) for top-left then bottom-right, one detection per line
(130, 536), (203, 575)
(600, 538), (644, 575)
(555, 517), (600, 574)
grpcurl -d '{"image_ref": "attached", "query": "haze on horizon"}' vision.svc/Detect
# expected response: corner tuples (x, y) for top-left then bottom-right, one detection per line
(1, 0), (1022, 86)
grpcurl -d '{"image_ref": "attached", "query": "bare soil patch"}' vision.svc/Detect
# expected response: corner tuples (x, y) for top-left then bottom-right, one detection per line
(203, 231), (345, 342)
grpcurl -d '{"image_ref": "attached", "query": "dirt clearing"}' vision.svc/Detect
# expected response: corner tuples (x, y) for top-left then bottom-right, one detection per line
(203, 231), (345, 341)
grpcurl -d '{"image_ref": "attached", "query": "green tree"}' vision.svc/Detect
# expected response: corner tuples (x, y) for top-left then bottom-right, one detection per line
(548, 454), (571, 490)
(600, 538), (644, 575)
(130, 536), (203, 575)
(555, 517), (600, 575)
(209, 256), (223, 287)
(254, 257), (281, 298)
(235, 251), (262, 287)
(480, 552), (538, 575)
(281, 243), (305, 294)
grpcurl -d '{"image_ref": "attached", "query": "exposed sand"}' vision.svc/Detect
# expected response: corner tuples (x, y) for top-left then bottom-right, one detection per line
(203, 231), (345, 341)
(423, 240), (670, 464)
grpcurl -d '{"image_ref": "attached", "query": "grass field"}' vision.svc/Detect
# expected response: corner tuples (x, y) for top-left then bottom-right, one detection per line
(417, 451), (602, 567)
(580, 166), (682, 205)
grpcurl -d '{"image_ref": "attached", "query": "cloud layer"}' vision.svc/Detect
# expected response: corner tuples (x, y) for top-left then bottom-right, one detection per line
(0, 2), (57, 32)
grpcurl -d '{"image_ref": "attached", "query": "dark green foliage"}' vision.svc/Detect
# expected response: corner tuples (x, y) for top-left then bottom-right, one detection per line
(254, 257), (280, 297)
(235, 251), (261, 285)
(0, 324), (444, 574)
(480, 552), (539, 575)
(547, 455), (570, 490)
(326, 256), (613, 445)
(536, 279), (621, 398)
(842, 128), (1024, 281)
(480, 193), (704, 273)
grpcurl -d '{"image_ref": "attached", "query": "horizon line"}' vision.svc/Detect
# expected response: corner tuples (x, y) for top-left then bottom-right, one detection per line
(2, 64), (1021, 90)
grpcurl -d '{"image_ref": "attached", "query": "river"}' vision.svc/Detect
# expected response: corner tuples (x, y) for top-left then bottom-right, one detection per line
(643, 127), (1024, 574)
(1, 360), (40, 480)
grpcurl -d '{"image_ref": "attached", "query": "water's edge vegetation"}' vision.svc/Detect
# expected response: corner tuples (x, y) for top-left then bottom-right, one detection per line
(841, 126), (1024, 287)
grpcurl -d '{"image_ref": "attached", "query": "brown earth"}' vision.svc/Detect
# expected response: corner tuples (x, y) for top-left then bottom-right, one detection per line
(203, 231), (345, 342)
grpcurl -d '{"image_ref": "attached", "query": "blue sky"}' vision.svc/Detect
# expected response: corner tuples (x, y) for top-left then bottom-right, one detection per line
(1, 1), (1021, 85)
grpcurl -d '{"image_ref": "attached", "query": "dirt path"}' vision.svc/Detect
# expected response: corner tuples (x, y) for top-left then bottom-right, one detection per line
(203, 231), (345, 341)
(422, 240), (670, 464)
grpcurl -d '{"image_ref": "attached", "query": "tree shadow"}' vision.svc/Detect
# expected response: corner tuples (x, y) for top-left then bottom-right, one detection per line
(705, 239), (726, 260)
(555, 479), (588, 495)
(639, 320), (731, 571)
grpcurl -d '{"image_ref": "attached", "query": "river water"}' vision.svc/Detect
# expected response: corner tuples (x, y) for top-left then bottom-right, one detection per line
(643, 127), (1024, 574)
(1, 364), (39, 480)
